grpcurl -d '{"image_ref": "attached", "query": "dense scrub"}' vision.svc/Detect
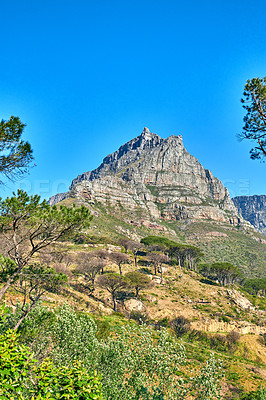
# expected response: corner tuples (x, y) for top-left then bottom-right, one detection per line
(0, 303), (226, 400)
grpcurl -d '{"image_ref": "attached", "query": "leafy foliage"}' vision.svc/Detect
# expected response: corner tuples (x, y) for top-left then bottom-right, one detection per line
(97, 273), (130, 310)
(0, 190), (92, 301)
(194, 353), (223, 400)
(240, 388), (266, 400)
(12, 264), (68, 330)
(125, 271), (152, 298)
(0, 329), (34, 398)
(0, 116), (33, 184)
(0, 329), (102, 399)
(243, 278), (266, 296)
(7, 304), (228, 400)
(0, 329), (103, 399)
(199, 262), (242, 286)
(240, 77), (266, 159)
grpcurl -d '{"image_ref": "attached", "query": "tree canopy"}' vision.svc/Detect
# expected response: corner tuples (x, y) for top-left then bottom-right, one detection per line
(200, 262), (242, 286)
(0, 190), (92, 301)
(140, 235), (179, 248)
(240, 77), (266, 160)
(125, 271), (151, 298)
(97, 273), (130, 311)
(243, 278), (266, 296)
(0, 116), (33, 183)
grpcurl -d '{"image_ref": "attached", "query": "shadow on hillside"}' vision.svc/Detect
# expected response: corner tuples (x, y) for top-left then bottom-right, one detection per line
(200, 278), (218, 286)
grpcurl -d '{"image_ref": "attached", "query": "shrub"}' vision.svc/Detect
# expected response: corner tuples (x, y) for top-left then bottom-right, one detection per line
(10, 304), (226, 400)
(129, 310), (150, 325)
(226, 331), (241, 351)
(0, 329), (103, 399)
(240, 388), (266, 400)
(170, 316), (190, 337)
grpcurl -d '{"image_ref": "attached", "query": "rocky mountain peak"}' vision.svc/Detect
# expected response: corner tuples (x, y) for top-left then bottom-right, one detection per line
(50, 127), (254, 229)
(141, 126), (152, 137)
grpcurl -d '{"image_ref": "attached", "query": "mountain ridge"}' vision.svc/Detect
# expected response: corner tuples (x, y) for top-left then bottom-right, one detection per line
(50, 127), (249, 228)
(233, 195), (266, 235)
(48, 127), (266, 277)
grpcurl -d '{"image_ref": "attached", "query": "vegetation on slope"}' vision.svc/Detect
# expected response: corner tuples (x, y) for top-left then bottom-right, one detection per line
(0, 193), (265, 399)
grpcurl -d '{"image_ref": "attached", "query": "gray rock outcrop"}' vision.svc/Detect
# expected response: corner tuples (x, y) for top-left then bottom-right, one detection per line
(232, 195), (266, 235)
(50, 127), (251, 227)
(49, 192), (69, 206)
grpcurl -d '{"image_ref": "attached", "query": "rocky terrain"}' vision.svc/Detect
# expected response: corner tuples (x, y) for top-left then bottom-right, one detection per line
(233, 195), (266, 235)
(50, 127), (250, 227)
(49, 128), (266, 277)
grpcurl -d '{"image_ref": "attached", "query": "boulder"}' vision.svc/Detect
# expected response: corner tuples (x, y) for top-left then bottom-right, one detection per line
(124, 298), (146, 312)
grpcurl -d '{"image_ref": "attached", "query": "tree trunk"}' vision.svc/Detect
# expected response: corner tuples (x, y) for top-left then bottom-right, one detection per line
(0, 273), (19, 302)
(112, 294), (117, 311)
(134, 254), (137, 268)
(119, 264), (122, 275)
(13, 302), (36, 330)
(0, 263), (24, 302)
(160, 265), (163, 284)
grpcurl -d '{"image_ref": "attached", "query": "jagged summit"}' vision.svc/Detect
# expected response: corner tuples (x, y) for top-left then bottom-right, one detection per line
(49, 127), (251, 228)
(141, 127), (153, 137)
(70, 128), (184, 188)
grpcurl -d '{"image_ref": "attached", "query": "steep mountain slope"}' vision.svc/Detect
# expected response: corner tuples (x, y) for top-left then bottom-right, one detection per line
(233, 195), (266, 235)
(50, 128), (249, 227)
(49, 127), (266, 277)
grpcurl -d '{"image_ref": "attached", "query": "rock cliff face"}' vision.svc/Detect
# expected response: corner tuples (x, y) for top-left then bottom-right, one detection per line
(232, 195), (266, 235)
(50, 128), (249, 226)
(49, 192), (69, 206)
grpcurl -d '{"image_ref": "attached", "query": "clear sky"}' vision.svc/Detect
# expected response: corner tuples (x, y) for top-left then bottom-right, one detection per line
(1, 0), (265, 200)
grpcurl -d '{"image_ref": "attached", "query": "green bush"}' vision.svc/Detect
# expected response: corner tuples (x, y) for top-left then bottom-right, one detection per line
(4, 304), (226, 400)
(0, 329), (103, 399)
(240, 388), (266, 400)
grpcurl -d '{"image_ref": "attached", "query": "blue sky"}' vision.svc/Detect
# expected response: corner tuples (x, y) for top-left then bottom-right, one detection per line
(1, 0), (265, 199)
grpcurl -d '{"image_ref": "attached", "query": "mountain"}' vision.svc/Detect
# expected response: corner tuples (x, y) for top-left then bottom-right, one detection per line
(50, 128), (266, 277)
(233, 195), (266, 235)
(50, 127), (247, 227)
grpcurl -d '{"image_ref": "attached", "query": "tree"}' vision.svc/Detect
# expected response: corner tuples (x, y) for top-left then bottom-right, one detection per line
(109, 252), (129, 275)
(118, 238), (142, 267)
(243, 278), (266, 296)
(0, 116), (33, 184)
(125, 271), (151, 298)
(168, 244), (203, 270)
(200, 262), (242, 286)
(0, 190), (92, 301)
(147, 252), (169, 283)
(126, 240), (142, 268)
(118, 237), (132, 253)
(240, 77), (266, 160)
(212, 262), (242, 286)
(140, 235), (178, 248)
(97, 273), (130, 311)
(92, 249), (112, 273)
(183, 245), (203, 271)
(74, 253), (107, 292)
(12, 264), (68, 330)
